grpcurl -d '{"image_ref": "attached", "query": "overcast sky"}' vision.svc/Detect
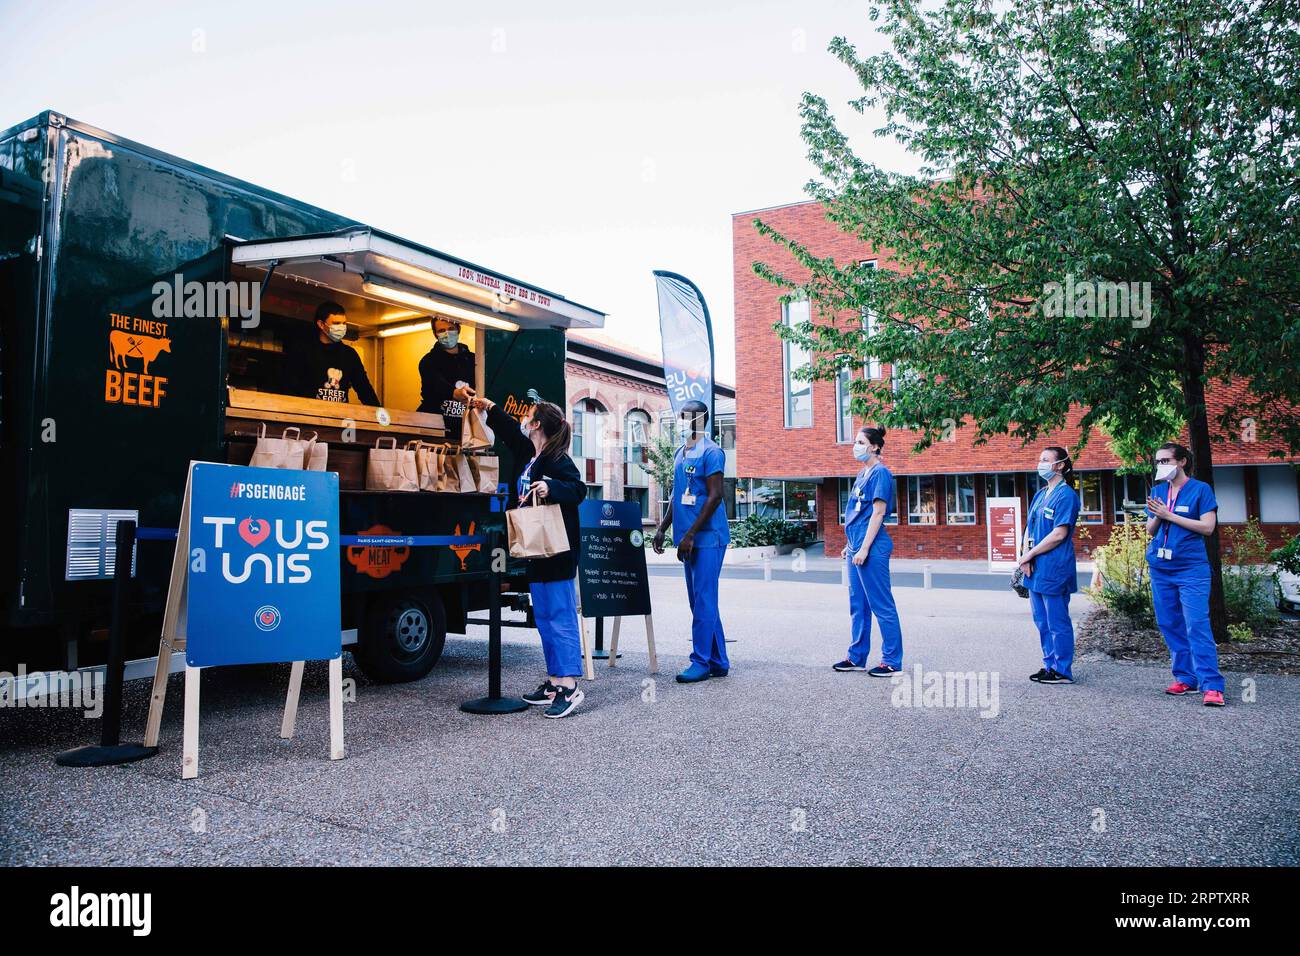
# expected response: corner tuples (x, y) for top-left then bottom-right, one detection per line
(0, 0), (922, 381)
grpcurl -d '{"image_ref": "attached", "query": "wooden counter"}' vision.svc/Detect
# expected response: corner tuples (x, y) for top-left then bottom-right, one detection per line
(224, 387), (457, 490)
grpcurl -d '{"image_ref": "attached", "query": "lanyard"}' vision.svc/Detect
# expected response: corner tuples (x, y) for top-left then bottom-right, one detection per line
(519, 457), (537, 505)
(1163, 482), (1182, 548)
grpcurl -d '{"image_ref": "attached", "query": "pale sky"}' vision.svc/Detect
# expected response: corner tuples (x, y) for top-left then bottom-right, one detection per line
(0, 0), (922, 381)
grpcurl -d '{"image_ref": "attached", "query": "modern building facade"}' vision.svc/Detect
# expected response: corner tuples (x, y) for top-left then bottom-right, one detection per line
(565, 331), (736, 525)
(733, 199), (1300, 560)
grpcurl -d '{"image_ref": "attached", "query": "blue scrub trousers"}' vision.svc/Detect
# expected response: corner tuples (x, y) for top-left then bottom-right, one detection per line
(1029, 589), (1074, 679)
(1149, 562), (1224, 692)
(684, 546), (729, 670)
(529, 578), (583, 678)
(846, 547), (903, 668)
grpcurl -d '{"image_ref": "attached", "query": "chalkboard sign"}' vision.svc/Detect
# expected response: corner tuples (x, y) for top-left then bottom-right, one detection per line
(577, 499), (652, 618)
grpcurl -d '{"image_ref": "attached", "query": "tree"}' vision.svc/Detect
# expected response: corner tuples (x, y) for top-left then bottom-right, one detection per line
(753, 0), (1300, 641)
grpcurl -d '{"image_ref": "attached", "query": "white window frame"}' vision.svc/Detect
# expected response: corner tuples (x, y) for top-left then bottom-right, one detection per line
(907, 475), (937, 525)
(1077, 471), (1104, 524)
(860, 260), (881, 380)
(835, 366), (854, 443)
(782, 300), (813, 428)
(944, 474), (977, 525)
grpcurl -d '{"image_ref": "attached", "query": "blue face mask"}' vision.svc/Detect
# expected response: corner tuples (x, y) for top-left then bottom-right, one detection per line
(1037, 462), (1057, 481)
(437, 330), (459, 349)
(853, 443), (876, 463)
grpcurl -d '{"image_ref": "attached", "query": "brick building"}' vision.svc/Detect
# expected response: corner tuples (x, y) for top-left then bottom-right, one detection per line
(565, 330), (736, 525)
(732, 200), (1300, 560)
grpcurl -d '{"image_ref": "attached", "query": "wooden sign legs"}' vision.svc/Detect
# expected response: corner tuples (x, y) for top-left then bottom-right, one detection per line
(608, 616), (658, 674)
(281, 658), (346, 762)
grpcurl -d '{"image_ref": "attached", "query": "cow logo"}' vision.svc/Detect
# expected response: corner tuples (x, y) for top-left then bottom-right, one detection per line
(109, 329), (172, 374)
(345, 524), (411, 579)
(450, 521), (481, 571)
(253, 605), (281, 631)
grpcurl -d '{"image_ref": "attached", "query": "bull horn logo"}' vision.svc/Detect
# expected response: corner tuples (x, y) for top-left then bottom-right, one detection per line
(450, 521), (481, 571)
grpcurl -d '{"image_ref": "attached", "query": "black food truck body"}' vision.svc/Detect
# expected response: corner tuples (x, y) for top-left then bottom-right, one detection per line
(0, 111), (604, 684)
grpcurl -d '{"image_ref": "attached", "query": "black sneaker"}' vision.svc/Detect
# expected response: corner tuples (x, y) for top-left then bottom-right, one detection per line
(1038, 669), (1074, 685)
(1029, 668), (1050, 683)
(868, 664), (900, 678)
(832, 660), (867, 672)
(543, 683), (584, 718)
(522, 680), (558, 706)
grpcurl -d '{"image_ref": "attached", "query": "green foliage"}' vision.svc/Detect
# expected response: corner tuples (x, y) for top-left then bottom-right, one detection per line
(645, 431), (678, 502)
(1221, 519), (1279, 627)
(1091, 518), (1155, 626)
(752, 0), (1300, 460)
(1269, 532), (1300, 577)
(1227, 622), (1255, 643)
(729, 514), (815, 549)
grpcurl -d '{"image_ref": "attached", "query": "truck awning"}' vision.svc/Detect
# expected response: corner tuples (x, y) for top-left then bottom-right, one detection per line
(229, 227), (605, 333)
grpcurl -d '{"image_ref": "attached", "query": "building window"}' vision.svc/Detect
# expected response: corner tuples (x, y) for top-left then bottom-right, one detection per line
(1213, 466), (1247, 523)
(624, 486), (648, 519)
(784, 481), (819, 523)
(586, 484), (604, 501)
(748, 478), (785, 519)
(944, 474), (976, 525)
(624, 409), (650, 490)
(1258, 465), (1300, 523)
(984, 474), (1017, 499)
(722, 477), (738, 520)
(839, 476), (898, 526)
(1078, 472), (1103, 524)
(907, 476), (937, 525)
(782, 300), (813, 428)
(571, 398), (606, 491)
(860, 260), (881, 380)
(1113, 473), (1149, 522)
(714, 414), (736, 451)
(835, 367), (854, 443)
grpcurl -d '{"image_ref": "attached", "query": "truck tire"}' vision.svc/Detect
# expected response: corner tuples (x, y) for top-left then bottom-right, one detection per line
(353, 592), (446, 683)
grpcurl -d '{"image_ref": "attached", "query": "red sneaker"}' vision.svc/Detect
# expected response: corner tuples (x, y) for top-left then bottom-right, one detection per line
(1203, 690), (1225, 707)
(1165, 681), (1197, 696)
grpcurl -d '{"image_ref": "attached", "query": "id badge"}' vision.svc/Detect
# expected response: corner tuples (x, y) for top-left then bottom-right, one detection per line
(1157, 547), (1173, 560)
(681, 491), (697, 506)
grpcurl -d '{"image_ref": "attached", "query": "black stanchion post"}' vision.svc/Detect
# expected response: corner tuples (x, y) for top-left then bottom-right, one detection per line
(589, 616), (620, 661)
(56, 519), (158, 767)
(460, 525), (528, 715)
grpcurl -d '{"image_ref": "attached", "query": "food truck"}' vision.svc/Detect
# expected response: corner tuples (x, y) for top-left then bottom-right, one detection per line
(0, 110), (605, 684)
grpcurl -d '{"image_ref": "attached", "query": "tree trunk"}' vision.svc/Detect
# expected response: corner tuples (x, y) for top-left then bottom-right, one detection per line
(1179, 333), (1229, 643)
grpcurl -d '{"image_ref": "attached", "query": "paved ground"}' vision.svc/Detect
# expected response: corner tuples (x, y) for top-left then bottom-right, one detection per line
(2, 577), (1297, 866)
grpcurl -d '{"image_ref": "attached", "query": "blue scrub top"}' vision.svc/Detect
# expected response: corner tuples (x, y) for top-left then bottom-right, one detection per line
(844, 463), (895, 553)
(1145, 477), (1217, 569)
(672, 436), (730, 549)
(1026, 480), (1080, 594)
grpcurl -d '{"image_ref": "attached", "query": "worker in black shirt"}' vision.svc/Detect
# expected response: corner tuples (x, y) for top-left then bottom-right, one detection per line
(417, 316), (476, 421)
(292, 301), (380, 406)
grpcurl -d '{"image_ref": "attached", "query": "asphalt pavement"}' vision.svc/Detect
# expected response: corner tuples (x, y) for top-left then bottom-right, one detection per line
(1, 577), (1296, 866)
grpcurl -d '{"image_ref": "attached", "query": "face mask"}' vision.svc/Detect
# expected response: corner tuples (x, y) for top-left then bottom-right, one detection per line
(680, 417), (702, 442)
(1037, 462), (1057, 481)
(853, 443), (875, 464)
(1155, 462), (1177, 481)
(437, 331), (459, 349)
(325, 323), (347, 342)
(521, 419), (534, 440)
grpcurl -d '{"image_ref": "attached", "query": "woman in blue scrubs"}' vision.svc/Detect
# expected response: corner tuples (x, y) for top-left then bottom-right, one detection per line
(1019, 446), (1081, 684)
(474, 396), (588, 718)
(833, 426), (903, 677)
(651, 400), (731, 683)
(1145, 442), (1225, 706)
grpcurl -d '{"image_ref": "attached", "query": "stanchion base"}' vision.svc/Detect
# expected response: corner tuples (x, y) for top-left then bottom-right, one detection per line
(459, 696), (529, 715)
(55, 743), (158, 767)
(590, 650), (622, 660)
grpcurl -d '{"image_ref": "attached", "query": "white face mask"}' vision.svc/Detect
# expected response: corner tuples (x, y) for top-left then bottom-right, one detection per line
(1155, 462), (1177, 481)
(521, 419), (535, 440)
(853, 441), (876, 464)
(325, 323), (347, 342)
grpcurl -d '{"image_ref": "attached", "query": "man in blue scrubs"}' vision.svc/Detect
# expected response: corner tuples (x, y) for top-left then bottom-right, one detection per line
(652, 400), (730, 683)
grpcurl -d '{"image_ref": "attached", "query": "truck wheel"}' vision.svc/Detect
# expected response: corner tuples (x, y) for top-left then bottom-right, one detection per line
(354, 592), (446, 683)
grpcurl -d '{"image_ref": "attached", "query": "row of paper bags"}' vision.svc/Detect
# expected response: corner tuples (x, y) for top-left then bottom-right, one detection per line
(366, 437), (500, 494)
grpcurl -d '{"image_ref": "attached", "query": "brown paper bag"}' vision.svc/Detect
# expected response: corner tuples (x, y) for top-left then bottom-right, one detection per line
(461, 408), (495, 452)
(507, 487), (570, 558)
(366, 436), (419, 491)
(435, 447), (461, 493)
(249, 423), (302, 469)
(408, 440), (439, 491)
(455, 451), (477, 493)
(469, 455), (501, 494)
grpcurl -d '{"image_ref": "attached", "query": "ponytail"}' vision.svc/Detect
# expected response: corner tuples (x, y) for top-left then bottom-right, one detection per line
(531, 401), (572, 461)
(1045, 445), (1075, 485)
